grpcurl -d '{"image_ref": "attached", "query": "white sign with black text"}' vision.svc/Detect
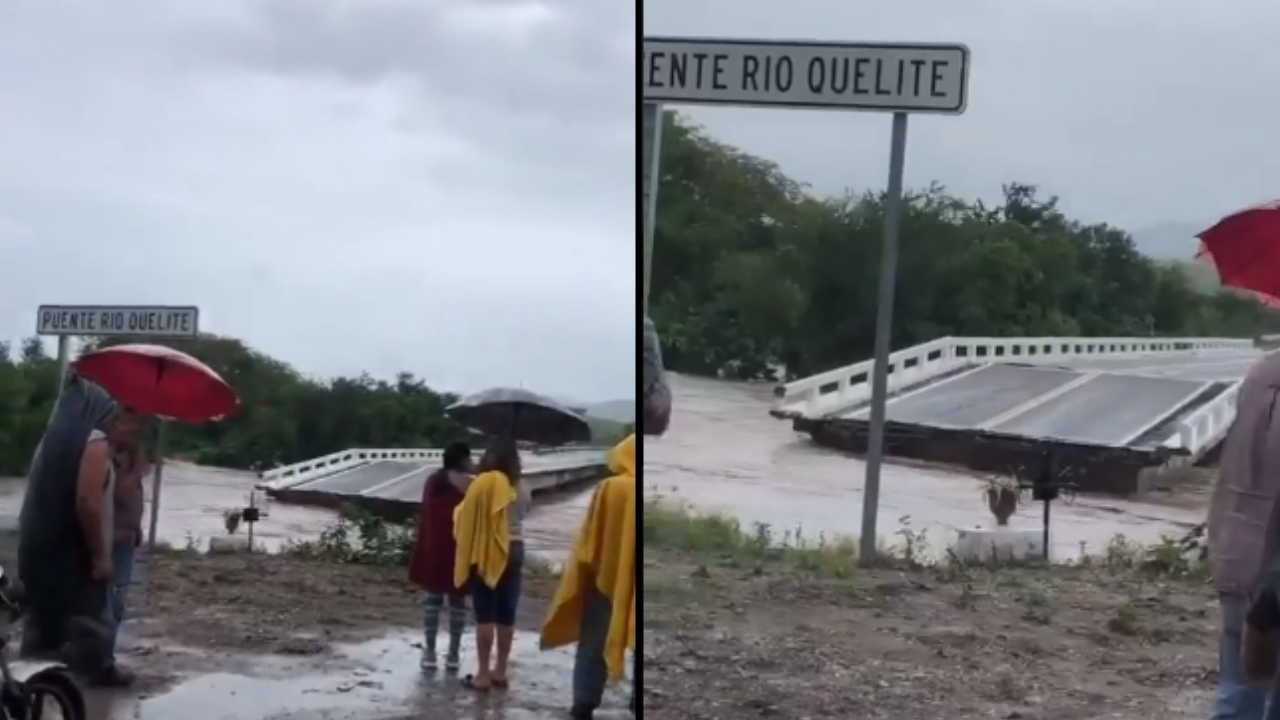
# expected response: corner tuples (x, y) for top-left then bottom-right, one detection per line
(643, 37), (969, 114)
(36, 305), (201, 338)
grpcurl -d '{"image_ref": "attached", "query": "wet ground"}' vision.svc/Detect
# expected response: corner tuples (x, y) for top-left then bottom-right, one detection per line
(0, 373), (1217, 719)
(78, 633), (631, 720)
(641, 374), (1220, 720)
(0, 462), (609, 719)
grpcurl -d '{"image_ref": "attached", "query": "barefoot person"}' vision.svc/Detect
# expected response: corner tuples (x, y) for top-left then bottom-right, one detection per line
(453, 438), (528, 691)
(17, 376), (143, 687)
(1209, 350), (1280, 719)
(541, 434), (637, 720)
(408, 441), (473, 671)
(105, 445), (150, 677)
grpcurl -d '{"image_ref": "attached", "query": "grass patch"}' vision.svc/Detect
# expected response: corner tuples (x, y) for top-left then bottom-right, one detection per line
(643, 496), (858, 578)
(642, 493), (1212, 584)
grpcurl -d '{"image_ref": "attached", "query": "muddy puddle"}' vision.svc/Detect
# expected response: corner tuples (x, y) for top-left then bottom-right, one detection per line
(77, 632), (631, 720)
(645, 374), (1208, 560)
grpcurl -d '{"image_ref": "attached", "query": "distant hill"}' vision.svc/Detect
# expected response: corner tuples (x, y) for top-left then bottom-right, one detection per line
(547, 396), (634, 424)
(1167, 259), (1221, 294)
(548, 395), (634, 444)
(584, 399), (635, 424)
(581, 399), (633, 445)
(1131, 221), (1204, 260)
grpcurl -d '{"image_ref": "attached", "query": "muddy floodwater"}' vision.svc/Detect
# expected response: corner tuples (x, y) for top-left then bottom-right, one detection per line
(646, 374), (1207, 559)
(0, 461), (595, 566)
(0, 374), (1205, 566)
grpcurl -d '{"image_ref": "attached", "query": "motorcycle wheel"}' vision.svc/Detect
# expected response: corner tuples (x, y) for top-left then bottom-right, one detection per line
(20, 668), (86, 720)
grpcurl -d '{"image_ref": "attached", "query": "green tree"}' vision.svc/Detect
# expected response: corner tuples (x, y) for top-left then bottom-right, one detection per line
(0, 334), (472, 476)
(649, 112), (1280, 380)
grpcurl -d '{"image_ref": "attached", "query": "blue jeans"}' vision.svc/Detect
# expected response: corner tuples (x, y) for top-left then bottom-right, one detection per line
(104, 540), (136, 666)
(573, 585), (635, 712)
(1215, 592), (1280, 720)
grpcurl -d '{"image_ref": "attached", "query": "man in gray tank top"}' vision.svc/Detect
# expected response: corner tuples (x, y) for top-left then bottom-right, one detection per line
(17, 378), (144, 688)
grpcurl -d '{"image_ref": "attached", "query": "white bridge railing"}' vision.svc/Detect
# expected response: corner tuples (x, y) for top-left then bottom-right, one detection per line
(773, 335), (1254, 456)
(257, 445), (603, 491)
(1164, 381), (1241, 458)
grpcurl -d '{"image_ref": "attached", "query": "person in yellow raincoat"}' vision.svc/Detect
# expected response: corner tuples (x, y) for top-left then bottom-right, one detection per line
(452, 438), (531, 691)
(540, 434), (636, 719)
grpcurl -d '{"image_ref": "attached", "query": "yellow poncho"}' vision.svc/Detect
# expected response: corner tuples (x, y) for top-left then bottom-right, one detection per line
(540, 434), (636, 680)
(452, 470), (516, 589)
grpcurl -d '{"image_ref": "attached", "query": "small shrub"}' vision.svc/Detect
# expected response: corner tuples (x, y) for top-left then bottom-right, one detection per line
(643, 489), (1213, 584)
(643, 494), (857, 578)
(284, 504), (416, 567)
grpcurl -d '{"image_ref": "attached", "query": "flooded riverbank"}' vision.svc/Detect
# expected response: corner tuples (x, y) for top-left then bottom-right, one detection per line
(0, 372), (1208, 568)
(0, 459), (594, 565)
(646, 374), (1208, 560)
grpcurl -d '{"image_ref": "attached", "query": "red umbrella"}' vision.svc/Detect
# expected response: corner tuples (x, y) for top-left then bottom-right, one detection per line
(72, 343), (239, 422)
(1195, 242), (1280, 308)
(1198, 200), (1280, 301)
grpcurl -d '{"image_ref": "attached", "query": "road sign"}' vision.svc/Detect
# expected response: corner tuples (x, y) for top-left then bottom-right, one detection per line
(36, 305), (200, 338)
(643, 37), (969, 114)
(642, 34), (972, 562)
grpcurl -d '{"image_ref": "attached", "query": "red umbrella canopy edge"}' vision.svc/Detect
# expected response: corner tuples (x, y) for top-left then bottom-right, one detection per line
(1197, 200), (1280, 301)
(73, 343), (240, 423)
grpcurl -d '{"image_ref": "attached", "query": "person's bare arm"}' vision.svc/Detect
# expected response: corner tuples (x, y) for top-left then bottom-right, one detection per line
(76, 440), (111, 564)
(123, 471), (146, 540)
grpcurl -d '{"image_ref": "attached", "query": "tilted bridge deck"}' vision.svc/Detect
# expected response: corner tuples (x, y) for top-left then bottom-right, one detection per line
(256, 447), (610, 519)
(839, 356), (1249, 450)
(773, 337), (1260, 493)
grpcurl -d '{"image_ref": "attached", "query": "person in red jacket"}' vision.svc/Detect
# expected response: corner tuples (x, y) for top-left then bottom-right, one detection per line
(409, 441), (474, 671)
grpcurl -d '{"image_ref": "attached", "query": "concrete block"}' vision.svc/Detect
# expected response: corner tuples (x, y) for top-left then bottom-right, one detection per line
(954, 526), (1047, 563)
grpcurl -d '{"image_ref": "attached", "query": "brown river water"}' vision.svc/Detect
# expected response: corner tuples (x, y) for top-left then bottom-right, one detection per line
(645, 374), (1206, 560)
(0, 373), (1206, 563)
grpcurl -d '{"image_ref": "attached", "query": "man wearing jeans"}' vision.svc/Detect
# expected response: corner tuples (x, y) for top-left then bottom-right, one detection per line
(572, 588), (636, 718)
(1209, 351), (1280, 719)
(104, 447), (148, 685)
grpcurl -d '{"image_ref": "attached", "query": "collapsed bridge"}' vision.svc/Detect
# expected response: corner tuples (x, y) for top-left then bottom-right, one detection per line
(772, 336), (1257, 494)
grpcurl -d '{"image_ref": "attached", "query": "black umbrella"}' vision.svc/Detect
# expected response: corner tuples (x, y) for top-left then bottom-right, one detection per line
(447, 387), (592, 446)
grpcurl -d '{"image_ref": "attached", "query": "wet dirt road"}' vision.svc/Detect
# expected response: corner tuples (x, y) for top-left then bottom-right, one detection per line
(646, 374), (1207, 559)
(0, 462), (610, 720)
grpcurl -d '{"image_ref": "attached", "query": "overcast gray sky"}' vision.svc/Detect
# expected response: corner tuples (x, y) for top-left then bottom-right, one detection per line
(4, 2), (1273, 402)
(646, 0), (1280, 253)
(0, 0), (635, 402)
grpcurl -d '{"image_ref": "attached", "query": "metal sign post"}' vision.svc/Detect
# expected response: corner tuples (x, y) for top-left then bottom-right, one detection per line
(641, 102), (664, 312)
(55, 337), (72, 390)
(146, 421), (168, 553)
(860, 112), (910, 562)
(34, 304), (201, 554)
(642, 37), (971, 562)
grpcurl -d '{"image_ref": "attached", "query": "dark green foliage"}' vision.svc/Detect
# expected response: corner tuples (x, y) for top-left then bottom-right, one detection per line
(0, 334), (470, 476)
(650, 112), (1280, 380)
